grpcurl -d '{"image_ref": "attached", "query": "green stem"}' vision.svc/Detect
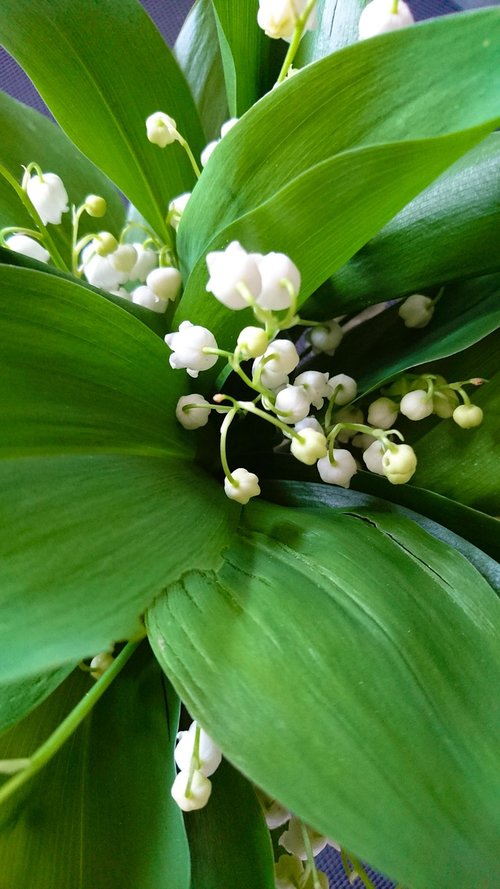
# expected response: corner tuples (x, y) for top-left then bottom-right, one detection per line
(185, 723), (201, 796)
(220, 408), (238, 485)
(346, 853), (377, 889)
(238, 399), (300, 438)
(0, 640), (141, 808)
(178, 135), (201, 179)
(299, 821), (322, 889)
(276, 0), (317, 84)
(390, 0), (399, 13)
(0, 162), (69, 272)
(340, 848), (354, 879)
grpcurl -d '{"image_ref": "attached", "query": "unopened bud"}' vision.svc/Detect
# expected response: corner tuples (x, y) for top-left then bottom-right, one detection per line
(84, 194), (107, 217)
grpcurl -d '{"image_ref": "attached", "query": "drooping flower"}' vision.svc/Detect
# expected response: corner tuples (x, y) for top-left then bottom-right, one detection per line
(146, 111), (180, 147)
(367, 396), (399, 429)
(254, 251), (301, 310)
(174, 721), (222, 776)
(291, 427), (328, 465)
(398, 292), (435, 328)
(175, 395), (212, 430)
(165, 321), (219, 378)
(206, 241), (262, 309)
(317, 450), (358, 487)
(382, 443), (417, 484)
(307, 319), (343, 355)
(452, 404), (483, 428)
(358, 0), (414, 40)
(171, 769), (212, 811)
(26, 172), (69, 225)
(257, 0), (316, 40)
(5, 234), (50, 264)
(224, 468), (261, 504)
(400, 389), (433, 421)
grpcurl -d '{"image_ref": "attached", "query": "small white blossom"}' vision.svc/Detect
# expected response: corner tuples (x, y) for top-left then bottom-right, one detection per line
(81, 242), (128, 291)
(237, 326), (269, 358)
(175, 394), (212, 430)
(89, 651), (114, 679)
(358, 0), (414, 40)
(147, 267), (182, 302)
(291, 428), (328, 465)
(26, 172), (69, 225)
(168, 192), (191, 230)
(279, 817), (329, 860)
(367, 396), (399, 429)
(146, 111), (179, 147)
(171, 768), (212, 812)
(317, 449), (358, 488)
(256, 340), (300, 380)
(220, 118), (239, 138)
(255, 252), (301, 310)
(400, 389), (433, 421)
(109, 244), (138, 274)
(206, 241), (262, 310)
(201, 140), (219, 167)
(275, 384), (311, 423)
(174, 721), (222, 776)
(129, 243), (157, 282)
(362, 440), (385, 474)
(382, 443), (417, 484)
(165, 321), (218, 378)
(5, 234), (50, 263)
(294, 371), (330, 409)
(453, 404), (483, 429)
(224, 468), (261, 504)
(257, 0), (316, 39)
(132, 285), (168, 313)
(308, 319), (343, 355)
(295, 416), (324, 435)
(84, 194), (107, 218)
(327, 373), (357, 406)
(398, 292), (434, 328)
(257, 792), (290, 829)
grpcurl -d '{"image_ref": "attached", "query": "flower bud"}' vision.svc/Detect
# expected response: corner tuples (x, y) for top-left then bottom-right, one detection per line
(400, 389), (433, 421)
(382, 444), (417, 484)
(362, 440), (385, 475)
(95, 232), (118, 257)
(452, 404), (483, 429)
(146, 111), (179, 147)
(5, 234), (50, 263)
(327, 373), (357, 406)
(132, 285), (167, 314)
(165, 321), (219, 378)
(206, 241), (262, 310)
(171, 769), (212, 812)
(255, 252), (301, 310)
(168, 192), (191, 230)
(26, 172), (69, 225)
(358, 0), (414, 40)
(398, 293), (434, 328)
(237, 326), (269, 358)
(291, 428), (327, 465)
(109, 244), (138, 274)
(317, 450), (357, 488)
(89, 651), (114, 679)
(174, 721), (222, 776)
(275, 385), (311, 422)
(256, 340), (300, 378)
(224, 468), (261, 504)
(147, 267), (182, 302)
(367, 396), (399, 429)
(175, 395), (212, 430)
(84, 194), (107, 217)
(307, 319), (343, 355)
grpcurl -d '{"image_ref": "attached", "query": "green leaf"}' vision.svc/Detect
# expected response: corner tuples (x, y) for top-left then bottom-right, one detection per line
(329, 133), (500, 312)
(178, 9), (500, 275)
(175, 125), (498, 373)
(0, 266), (235, 682)
(0, 667), (73, 736)
(296, 0), (364, 64)
(211, 0), (273, 116)
(0, 645), (190, 889)
(148, 501), (500, 889)
(186, 758), (275, 889)
(174, 0), (229, 141)
(0, 91), (125, 257)
(0, 0), (205, 240)
(412, 370), (500, 514)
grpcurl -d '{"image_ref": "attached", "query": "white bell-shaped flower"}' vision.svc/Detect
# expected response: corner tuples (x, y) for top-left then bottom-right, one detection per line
(129, 243), (157, 282)
(275, 384), (311, 423)
(224, 468), (261, 504)
(171, 769), (212, 812)
(317, 449), (358, 488)
(146, 111), (179, 147)
(81, 242), (129, 292)
(327, 373), (357, 406)
(453, 404), (483, 429)
(382, 443), (417, 484)
(256, 339), (300, 379)
(257, 0), (316, 39)
(308, 319), (343, 355)
(147, 267), (182, 302)
(175, 395), (212, 430)
(295, 416), (324, 435)
(26, 172), (69, 225)
(367, 396), (399, 429)
(206, 241), (262, 310)
(291, 428), (328, 465)
(400, 389), (433, 421)
(109, 244), (138, 274)
(279, 817), (329, 860)
(358, 0), (414, 40)
(255, 252), (301, 310)
(237, 326), (269, 358)
(174, 721), (222, 776)
(220, 118), (239, 138)
(201, 140), (219, 167)
(168, 192), (191, 230)
(294, 371), (330, 410)
(398, 292), (434, 328)
(165, 321), (218, 378)
(362, 440), (385, 475)
(5, 234), (50, 263)
(132, 285), (168, 314)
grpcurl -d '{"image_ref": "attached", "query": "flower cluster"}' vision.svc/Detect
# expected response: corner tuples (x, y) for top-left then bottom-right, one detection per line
(171, 720), (222, 812)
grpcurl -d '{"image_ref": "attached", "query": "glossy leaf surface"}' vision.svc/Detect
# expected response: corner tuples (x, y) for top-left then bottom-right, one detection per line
(212, 0), (273, 116)
(148, 500), (500, 889)
(296, 0), (364, 64)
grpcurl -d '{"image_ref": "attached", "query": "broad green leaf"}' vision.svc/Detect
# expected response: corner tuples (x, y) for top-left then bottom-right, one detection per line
(296, 0), (364, 64)
(175, 125), (497, 373)
(328, 133), (500, 312)
(0, 91), (125, 257)
(185, 758), (275, 889)
(174, 0), (229, 141)
(178, 9), (500, 274)
(0, 667), (73, 736)
(211, 0), (274, 116)
(0, 266), (235, 682)
(0, 0), (205, 240)
(328, 274), (500, 393)
(0, 645), (190, 889)
(148, 501), (500, 889)
(413, 370), (500, 514)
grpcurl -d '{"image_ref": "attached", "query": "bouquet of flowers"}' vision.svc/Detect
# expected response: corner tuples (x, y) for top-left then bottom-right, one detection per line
(0, 1), (499, 887)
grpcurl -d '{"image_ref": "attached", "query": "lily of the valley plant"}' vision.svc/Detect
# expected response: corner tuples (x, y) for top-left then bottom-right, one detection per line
(0, 1), (499, 888)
